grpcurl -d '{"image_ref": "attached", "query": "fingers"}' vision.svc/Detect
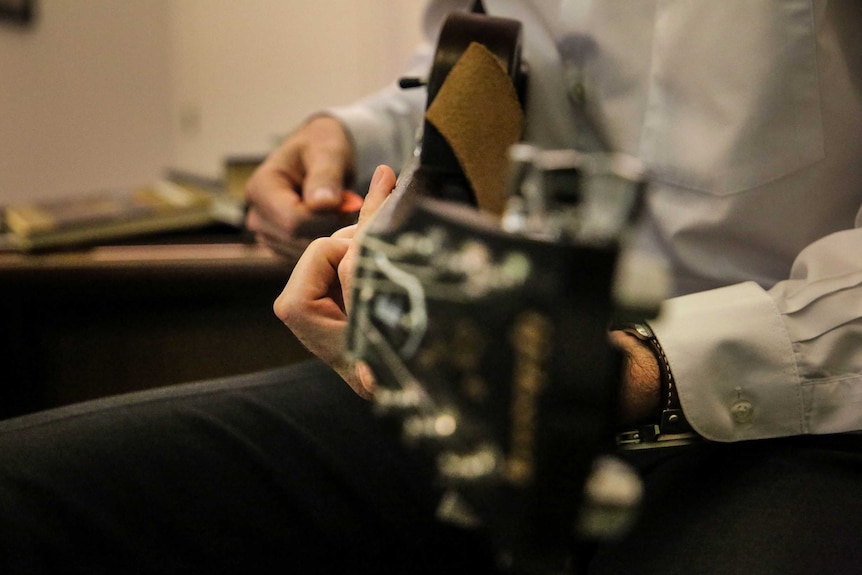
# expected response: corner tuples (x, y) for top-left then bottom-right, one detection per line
(244, 115), (358, 249)
(274, 236), (370, 398)
(355, 360), (377, 396)
(244, 156), (309, 243)
(343, 166), (396, 396)
(298, 116), (356, 211)
(331, 224), (358, 240)
(270, 164), (397, 400)
(357, 165), (397, 229)
(337, 165), (397, 315)
(275, 237), (349, 324)
(301, 150), (348, 211)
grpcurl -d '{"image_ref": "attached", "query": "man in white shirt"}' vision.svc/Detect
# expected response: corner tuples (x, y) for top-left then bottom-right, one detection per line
(1, 1), (860, 573)
(253, 0), (862, 571)
(256, 0), (862, 444)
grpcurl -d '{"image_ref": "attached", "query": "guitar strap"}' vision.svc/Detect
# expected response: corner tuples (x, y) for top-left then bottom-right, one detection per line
(425, 40), (523, 215)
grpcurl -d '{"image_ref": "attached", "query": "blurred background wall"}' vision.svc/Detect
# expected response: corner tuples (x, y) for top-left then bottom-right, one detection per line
(0, 0), (425, 203)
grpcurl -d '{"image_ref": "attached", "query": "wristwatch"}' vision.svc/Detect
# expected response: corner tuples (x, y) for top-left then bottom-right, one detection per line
(614, 322), (698, 448)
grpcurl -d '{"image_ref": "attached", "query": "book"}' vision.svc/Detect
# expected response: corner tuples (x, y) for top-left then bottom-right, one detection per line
(4, 181), (219, 251)
(224, 155), (265, 201)
(166, 168), (246, 228)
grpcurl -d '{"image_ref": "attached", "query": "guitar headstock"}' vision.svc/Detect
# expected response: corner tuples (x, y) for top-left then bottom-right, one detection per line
(347, 145), (652, 574)
(345, 6), (663, 571)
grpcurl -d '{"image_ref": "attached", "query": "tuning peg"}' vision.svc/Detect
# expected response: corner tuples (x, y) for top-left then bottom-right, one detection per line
(436, 489), (481, 528)
(437, 446), (499, 482)
(577, 455), (643, 540)
(373, 387), (422, 415)
(398, 77), (428, 89)
(402, 412), (457, 442)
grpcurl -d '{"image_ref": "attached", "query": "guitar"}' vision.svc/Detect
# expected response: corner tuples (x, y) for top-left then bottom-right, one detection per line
(346, 9), (653, 574)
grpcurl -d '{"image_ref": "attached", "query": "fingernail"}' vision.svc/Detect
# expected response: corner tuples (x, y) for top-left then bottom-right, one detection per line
(309, 186), (339, 205)
(371, 165), (385, 187)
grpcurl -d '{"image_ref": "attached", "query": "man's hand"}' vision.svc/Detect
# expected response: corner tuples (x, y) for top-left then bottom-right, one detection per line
(273, 165), (396, 397)
(245, 115), (363, 259)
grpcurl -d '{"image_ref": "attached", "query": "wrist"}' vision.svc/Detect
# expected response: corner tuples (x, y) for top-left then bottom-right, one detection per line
(610, 328), (662, 423)
(613, 322), (692, 440)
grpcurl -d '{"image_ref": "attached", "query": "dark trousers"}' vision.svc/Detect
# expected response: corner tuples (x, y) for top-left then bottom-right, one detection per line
(1, 358), (861, 574)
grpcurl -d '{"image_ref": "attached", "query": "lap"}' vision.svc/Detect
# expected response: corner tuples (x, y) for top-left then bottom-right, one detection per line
(2, 360), (860, 574)
(589, 434), (862, 575)
(0, 359), (491, 574)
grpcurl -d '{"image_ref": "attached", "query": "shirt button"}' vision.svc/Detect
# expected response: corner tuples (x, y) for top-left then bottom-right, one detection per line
(731, 400), (754, 424)
(564, 67), (587, 104)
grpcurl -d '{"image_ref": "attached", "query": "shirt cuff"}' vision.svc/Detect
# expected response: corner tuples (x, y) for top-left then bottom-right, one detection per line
(649, 281), (802, 442)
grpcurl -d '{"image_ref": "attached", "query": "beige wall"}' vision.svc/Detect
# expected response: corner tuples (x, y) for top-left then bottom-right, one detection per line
(0, 0), (173, 202)
(167, 0), (426, 179)
(0, 0), (425, 203)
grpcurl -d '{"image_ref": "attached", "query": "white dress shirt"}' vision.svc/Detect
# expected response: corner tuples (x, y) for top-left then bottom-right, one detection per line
(331, 0), (862, 442)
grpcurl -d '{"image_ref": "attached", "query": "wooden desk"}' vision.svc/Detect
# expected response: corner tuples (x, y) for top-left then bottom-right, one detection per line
(0, 239), (312, 418)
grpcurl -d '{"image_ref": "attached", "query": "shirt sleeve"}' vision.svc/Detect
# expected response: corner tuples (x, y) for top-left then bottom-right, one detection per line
(651, 225), (862, 442)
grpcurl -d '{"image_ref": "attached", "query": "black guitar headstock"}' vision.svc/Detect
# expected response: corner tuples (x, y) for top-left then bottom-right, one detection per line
(346, 10), (655, 575)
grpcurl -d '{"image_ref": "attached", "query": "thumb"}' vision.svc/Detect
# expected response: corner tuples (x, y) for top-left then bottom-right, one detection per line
(338, 165), (396, 310)
(356, 165), (397, 229)
(295, 114), (355, 212)
(303, 165), (346, 211)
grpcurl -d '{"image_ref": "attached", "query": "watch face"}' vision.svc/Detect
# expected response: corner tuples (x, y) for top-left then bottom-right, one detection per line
(619, 323), (653, 341)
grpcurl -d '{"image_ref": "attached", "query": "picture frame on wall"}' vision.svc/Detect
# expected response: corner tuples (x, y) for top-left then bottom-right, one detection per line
(0, 0), (34, 25)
